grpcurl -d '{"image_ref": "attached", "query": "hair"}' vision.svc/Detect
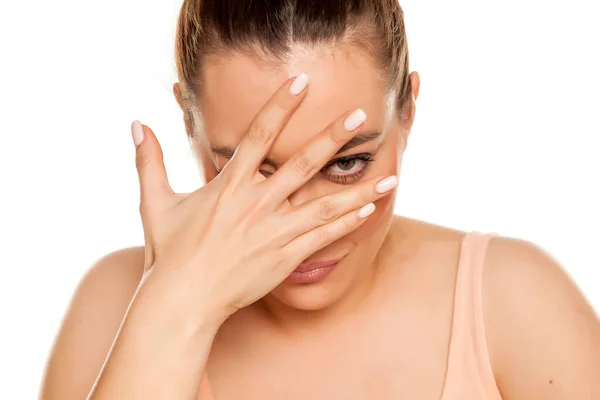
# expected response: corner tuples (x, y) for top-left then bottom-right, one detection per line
(174, 0), (412, 137)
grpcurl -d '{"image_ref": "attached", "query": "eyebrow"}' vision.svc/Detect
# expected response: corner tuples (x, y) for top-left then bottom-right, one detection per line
(210, 130), (383, 167)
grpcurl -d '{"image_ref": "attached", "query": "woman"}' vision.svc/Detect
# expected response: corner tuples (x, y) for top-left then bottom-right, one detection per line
(40, 0), (600, 399)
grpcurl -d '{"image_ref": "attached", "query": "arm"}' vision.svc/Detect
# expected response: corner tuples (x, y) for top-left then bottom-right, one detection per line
(40, 248), (144, 399)
(484, 237), (600, 399)
(87, 267), (221, 400)
(40, 248), (217, 400)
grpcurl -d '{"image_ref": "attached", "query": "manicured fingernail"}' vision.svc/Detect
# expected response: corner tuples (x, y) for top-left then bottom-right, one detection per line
(290, 73), (309, 95)
(344, 109), (367, 131)
(131, 120), (144, 147)
(376, 176), (398, 193)
(358, 203), (376, 219)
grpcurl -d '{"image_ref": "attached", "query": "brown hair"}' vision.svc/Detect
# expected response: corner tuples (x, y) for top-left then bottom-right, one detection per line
(174, 0), (411, 137)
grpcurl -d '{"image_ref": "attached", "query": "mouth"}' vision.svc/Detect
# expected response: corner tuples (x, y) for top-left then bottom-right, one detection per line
(295, 259), (340, 272)
(285, 259), (341, 284)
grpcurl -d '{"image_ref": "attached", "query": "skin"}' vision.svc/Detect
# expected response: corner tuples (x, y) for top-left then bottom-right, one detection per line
(40, 41), (600, 400)
(197, 44), (407, 319)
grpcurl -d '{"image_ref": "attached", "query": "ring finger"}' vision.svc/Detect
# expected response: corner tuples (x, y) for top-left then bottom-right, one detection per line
(275, 174), (398, 244)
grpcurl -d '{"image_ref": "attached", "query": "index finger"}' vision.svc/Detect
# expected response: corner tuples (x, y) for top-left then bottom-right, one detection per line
(227, 73), (309, 180)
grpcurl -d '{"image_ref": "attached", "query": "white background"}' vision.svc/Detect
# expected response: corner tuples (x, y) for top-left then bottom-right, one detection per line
(1, 0), (598, 398)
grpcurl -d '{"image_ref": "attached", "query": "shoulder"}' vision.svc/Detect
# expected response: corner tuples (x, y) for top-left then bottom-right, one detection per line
(80, 246), (145, 292)
(69, 247), (146, 313)
(40, 247), (146, 399)
(482, 236), (600, 399)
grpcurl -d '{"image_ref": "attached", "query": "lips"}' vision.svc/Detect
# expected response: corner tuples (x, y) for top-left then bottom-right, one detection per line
(294, 259), (341, 273)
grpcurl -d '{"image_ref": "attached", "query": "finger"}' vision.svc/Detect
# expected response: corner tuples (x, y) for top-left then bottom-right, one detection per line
(283, 202), (376, 265)
(262, 108), (368, 205)
(131, 120), (173, 212)
(277, 175), (397, 243)
(227, 73), (309, 180)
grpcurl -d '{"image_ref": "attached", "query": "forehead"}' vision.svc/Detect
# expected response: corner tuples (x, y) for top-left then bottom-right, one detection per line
(200, 44), (392, 160)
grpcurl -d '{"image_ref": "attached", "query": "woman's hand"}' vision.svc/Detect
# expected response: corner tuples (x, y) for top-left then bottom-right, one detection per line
(132, 74), (397, 325)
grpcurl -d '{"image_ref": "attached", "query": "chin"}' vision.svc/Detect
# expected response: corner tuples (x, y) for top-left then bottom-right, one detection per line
(268, 266), (352, 311)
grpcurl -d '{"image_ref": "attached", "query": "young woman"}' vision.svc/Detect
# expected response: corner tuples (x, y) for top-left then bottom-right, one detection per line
(40, 1), (600, 399)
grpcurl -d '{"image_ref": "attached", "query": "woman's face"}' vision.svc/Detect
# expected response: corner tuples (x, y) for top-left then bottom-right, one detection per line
(191, 43), (414, 311)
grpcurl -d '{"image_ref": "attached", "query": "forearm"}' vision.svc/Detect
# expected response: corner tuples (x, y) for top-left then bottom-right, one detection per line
(87, 272), (221, 400)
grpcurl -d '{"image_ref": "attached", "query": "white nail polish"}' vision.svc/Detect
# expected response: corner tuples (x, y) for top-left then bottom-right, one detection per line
(357, 203), (376, 219)
(344, 109), (367, 131)
(289, 73), (309, 95)
(376, 176), (398, 193)
(131, 120), (144, 147)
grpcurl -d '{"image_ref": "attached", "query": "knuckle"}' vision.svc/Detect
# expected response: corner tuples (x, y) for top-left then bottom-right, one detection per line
(270, 100), (288, 114)
(329, 125), (349, 145)
(343, 215), (357, 232)
(291, 153), (316, 177)
(247, 124), (272, 143)
(316, 226), (331, 245)
(318, 200), (337, 221)
(135, 151), (151, 171)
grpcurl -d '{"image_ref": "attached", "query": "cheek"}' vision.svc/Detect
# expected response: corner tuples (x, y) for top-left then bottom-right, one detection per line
(366, 193), (395, 231)
(342, 191), (395, 245)
(370, 147), (400, 178)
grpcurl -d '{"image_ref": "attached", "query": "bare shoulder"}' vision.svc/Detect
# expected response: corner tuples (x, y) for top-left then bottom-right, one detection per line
(482, 236), (600, 399)
(382, 215), (468, 276)
(385, 215), (467, 251)
(40, 247), (146, 400)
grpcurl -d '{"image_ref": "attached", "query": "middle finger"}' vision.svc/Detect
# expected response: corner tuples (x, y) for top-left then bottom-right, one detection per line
(262, 108), (368, 205)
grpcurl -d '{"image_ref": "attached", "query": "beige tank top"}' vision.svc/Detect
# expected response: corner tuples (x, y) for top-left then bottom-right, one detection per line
(439, 232), (503, 399)
(200, 231), (504, 399)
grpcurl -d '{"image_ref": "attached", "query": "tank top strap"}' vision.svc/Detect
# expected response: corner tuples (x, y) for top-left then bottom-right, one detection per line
(440, 231), (503, 399)
(199, 371), (214, 399)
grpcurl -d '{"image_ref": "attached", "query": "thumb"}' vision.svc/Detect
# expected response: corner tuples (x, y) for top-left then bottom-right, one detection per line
(131, 120), (173, 211)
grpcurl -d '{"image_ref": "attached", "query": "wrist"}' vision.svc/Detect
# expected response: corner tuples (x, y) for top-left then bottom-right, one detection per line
(137, 267), (227, 336)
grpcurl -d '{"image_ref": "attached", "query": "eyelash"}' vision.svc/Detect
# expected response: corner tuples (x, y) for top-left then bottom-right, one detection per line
(320, 153), (376, 184)
(216, 153), (376, 184)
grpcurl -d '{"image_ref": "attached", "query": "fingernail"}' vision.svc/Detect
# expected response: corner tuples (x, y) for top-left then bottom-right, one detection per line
(357, 203), (376, 219)
(376, 176), (398, 193)
(344, 109), (367, 131)
(290, 73), (309, 96)
(131, 120), (144, 147)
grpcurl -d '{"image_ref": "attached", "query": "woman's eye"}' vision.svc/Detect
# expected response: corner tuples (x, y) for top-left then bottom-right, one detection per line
(328, 158), (361, 173)
(321, 153), (375, 184)
(335, 159), (357, 171)
(217, 154), (375, 185)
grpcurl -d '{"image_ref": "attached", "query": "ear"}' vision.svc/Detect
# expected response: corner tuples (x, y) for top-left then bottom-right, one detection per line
(174, 82), (215, 182)
(400, 71), (420, 144)
(173, 82), (184, 110)
(410, 71), (421, 101)
(403, 71), (420, 122)
(173, 82), (198, 140)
